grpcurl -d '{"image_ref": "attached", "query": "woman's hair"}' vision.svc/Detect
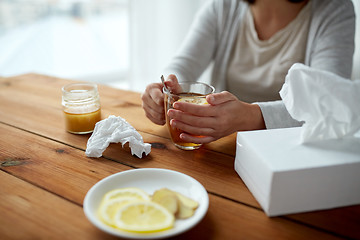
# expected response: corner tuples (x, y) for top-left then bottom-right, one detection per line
(243, 0), (306, 3)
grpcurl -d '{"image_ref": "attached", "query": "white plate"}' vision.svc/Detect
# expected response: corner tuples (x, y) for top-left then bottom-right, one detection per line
(83, 168), (209, 239)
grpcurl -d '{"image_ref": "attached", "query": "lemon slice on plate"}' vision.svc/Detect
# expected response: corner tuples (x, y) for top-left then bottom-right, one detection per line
(102, 187), (150, 202)
(99, 197), (138, 226)
(114, 201), (175, 233)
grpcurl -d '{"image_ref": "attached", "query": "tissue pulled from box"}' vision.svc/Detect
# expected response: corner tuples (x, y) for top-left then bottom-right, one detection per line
(280, 63), (360, 143)
(85, 115), (151, 158)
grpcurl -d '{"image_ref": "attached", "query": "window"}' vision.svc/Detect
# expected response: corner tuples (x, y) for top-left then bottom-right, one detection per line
(0, 0), (129, 89)
(0, 0), (205, 92)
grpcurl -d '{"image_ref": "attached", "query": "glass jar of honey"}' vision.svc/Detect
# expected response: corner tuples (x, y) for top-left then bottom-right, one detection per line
(62, 82), (101, 134)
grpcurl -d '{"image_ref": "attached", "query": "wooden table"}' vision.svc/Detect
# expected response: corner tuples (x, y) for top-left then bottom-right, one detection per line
(0, 74), (359, 240)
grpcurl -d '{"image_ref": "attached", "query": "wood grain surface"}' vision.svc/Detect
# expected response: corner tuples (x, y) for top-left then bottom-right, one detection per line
(1, 74), (359, 240)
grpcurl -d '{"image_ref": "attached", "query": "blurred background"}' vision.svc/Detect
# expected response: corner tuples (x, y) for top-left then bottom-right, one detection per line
(0, 0), (359, 93)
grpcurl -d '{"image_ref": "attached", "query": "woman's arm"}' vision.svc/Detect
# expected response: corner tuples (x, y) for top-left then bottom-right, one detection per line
(164, 0), (219, 82)
(258, 0), (356, 129)
(307, 0), (355, 78)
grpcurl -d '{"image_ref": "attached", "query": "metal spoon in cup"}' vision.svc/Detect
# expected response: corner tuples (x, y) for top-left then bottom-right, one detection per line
(161, 75), (171, 94)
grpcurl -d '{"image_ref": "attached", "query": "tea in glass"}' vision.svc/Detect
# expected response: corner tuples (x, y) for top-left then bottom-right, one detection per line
(164, 82), (215, 150)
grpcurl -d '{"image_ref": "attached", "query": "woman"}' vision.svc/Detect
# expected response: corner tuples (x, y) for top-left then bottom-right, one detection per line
(141, 0), (355, 144)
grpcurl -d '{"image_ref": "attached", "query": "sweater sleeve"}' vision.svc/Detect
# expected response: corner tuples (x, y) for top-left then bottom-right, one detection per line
(257, 101), (303, 129)
(259, 0), (355, 129)
(163, 0), (218, 82)
(307, 0), (355, 78)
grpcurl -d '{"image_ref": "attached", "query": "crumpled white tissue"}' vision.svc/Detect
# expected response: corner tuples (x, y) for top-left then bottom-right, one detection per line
(85, 115), (151, 158)
(280, 63), (360, 143)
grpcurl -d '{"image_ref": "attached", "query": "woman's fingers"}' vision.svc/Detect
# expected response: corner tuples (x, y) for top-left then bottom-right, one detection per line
(148, 83), (165, 105)
(167, 90), (244, 141)
(142, 101), (165, 125)
(170, 118), (215, 136)
(141, 82), (166, 125)
(172, 91), (236, 117)
(141, 76), (262, 142)
(206, 91), (237, 105)
(165, 74), (183, 93)
(168, 108), (217, 128)
(172, 102), (215, 117)
(179, 133), (215, 144)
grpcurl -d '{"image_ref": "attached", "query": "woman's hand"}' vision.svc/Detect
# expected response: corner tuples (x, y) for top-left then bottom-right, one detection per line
(141, 74), (181, 125)
(167, 91), (266, 143)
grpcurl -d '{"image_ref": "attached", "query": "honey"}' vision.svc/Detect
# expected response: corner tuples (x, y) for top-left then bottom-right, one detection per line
(64, 108), (101, 134)
(62, 83), (101, 134)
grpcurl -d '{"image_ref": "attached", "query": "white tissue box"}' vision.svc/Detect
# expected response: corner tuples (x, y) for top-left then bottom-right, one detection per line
(235, 127), (360, 217)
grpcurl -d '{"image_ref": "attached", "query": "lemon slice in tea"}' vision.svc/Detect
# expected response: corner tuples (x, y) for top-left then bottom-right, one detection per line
(178, 96), (208, 105)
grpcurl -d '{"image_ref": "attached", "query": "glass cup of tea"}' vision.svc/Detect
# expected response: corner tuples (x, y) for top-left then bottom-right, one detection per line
(164, 82), (215, 150)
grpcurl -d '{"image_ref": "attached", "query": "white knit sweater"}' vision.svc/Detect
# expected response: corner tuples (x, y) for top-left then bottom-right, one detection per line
(165, 0), (355, 129)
